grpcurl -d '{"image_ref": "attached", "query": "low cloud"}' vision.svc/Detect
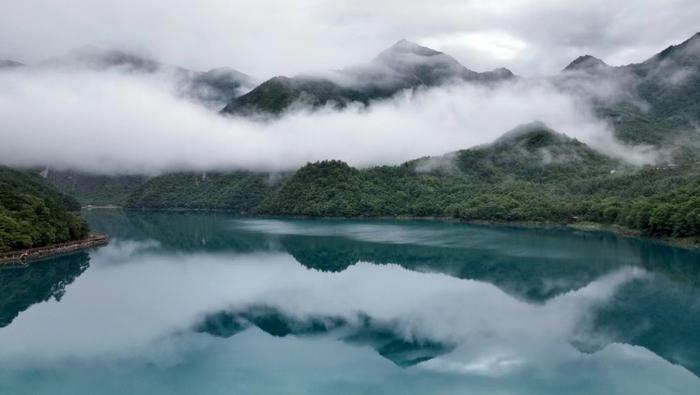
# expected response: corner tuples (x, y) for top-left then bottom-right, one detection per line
(0, 67), (652, 175)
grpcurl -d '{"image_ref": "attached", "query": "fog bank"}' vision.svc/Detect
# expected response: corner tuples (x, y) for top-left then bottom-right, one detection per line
(0, 68), (649, 175)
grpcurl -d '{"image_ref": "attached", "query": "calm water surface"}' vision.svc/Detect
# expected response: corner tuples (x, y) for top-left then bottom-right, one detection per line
(1, 210), (700, 394)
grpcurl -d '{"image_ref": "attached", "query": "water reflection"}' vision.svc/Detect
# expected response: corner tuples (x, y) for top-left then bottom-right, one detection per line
(197, 307), (453, 367)
(585, 273), (700, 376)
(87, 210), (700, 302)
(0, 210), (698, 394)
(0, 252), (90, 328)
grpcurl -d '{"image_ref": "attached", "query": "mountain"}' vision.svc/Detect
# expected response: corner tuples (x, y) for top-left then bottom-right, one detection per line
(20, 33), (700, 243)
(222, 31), (700, 140)
(624, 32), (700, 140)
(0, 167), (89, 252)
(368, 39), (509, 85)
(114, 122), (620, 217)
(40, 169), (147, 206)
(221, 39), (514, 116)
(188, 67), (255, 106)
(40, 47), (254, 108)
(254, 123), (699, 239)
(636, 32), (700, 70)
(256, 123), (622, 216)
(0, 59), (24, 69)
(124, 171), (276, 211)
(45, 119), (700, 239)
(452, 122), (622, 181)
(220, 76), (347, 116)
(1, 167), (82, 211)
(562, 55), (609, 72)
(560, 32), (700, 149)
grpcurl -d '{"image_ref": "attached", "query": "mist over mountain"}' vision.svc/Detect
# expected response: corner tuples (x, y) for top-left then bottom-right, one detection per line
(562, 55), (609, 73)
(40, 47), (161, 73)
(368, 39), (515, 85)
(1, 32), (699, 176)
(215, 32), (700, 159)
(110, 120), (700, 241)
(120, 121), (626, 215)
(221, 39), (514, 116)
(21, 46), (256, 109)
(3, 4), (700, 393)
(542, 32), (700, 154)
(16, 32), (700, 240)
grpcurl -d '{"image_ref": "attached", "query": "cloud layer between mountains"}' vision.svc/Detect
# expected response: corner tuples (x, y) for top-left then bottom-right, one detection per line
(0, 67), (645, 175)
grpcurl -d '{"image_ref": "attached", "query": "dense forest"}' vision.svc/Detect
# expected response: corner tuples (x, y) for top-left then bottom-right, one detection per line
(107, 123), (700, 241)
(0, 167), (89, 252)
(42, 170), (147, 207)
(124, 171), (275, 211)
(256, 125), (700, 239)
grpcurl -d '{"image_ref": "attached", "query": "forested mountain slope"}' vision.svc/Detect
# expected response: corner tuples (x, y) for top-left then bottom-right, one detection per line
(0, 167), (88, 252)
(221, 39), (514, 116)
(117, 123), (700, 239)
(560, 33), (700, 149)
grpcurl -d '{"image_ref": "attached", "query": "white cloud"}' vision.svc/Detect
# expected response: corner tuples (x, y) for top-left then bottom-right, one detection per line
(421, 31), (528, 63)
(0, 67), (649, 174)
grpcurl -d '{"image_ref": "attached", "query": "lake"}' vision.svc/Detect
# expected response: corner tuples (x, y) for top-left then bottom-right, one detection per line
(1, 210), (699, 394)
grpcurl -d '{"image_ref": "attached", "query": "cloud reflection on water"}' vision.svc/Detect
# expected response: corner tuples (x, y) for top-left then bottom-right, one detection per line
(2, 213), (700, 394)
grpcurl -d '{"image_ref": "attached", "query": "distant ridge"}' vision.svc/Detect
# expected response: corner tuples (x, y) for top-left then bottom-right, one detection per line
(37, 47), (254, 107)
(222, 39), (514, 116)
(562, 55), (609, 72)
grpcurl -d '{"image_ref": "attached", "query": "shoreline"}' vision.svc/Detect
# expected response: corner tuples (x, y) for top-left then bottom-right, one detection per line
(85, 207), (700, 250)
(274, 215), (700, 250)
(0, 234), (110, 267)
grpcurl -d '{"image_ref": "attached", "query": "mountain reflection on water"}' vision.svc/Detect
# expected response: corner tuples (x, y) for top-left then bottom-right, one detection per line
(0, 210), (698, 394)
(0, 252), (90, 328)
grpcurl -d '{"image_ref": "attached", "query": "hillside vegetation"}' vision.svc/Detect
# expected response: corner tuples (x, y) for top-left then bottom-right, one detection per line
(28, 33), (700, 243)
(117, 123), (700, 240)
(0, 167), (89, 252)
(561, 33), (700, 150)
(221, 39), (513, 116)
(125, 171), (276, 211)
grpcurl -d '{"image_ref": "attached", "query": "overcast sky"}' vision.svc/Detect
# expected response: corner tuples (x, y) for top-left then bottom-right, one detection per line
(2, 0), (700, 79)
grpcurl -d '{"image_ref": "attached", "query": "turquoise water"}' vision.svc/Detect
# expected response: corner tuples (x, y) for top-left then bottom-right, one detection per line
(1, 210), (700, 394)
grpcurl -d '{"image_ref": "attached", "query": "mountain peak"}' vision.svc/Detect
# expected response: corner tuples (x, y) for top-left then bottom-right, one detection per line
(493, 122), (575, 150)
(366, 38), (472, 85)
(379, 39), (443, 58)
(563, 55), (608, 72)
(482, 67), (515, 80)
(201, 67), (252, 82)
